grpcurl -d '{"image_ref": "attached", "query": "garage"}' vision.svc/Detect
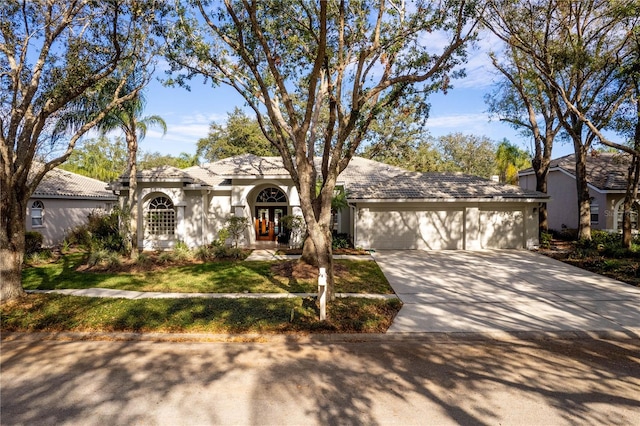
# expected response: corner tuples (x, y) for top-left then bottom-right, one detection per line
(354, 202), (536, 250)
(355, 205), (464, 250)
(480, 208), (525, 249)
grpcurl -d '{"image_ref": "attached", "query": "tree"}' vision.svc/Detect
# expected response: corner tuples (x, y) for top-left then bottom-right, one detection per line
(95, 89), (167, 258)
(1, 0), (156, 302)
(485, 44), (565, 232)
(139, 151), (199, 169)
(611, 5), (640, 248)
(197, 107), (278, 162)
(59, 136), (128, 182)
(162, 0), (481, 304)
(486, 0), (638, 240)
(436, 133), (496, 178)
(494, 139), (531, 185)
(359, 96), (434, 170)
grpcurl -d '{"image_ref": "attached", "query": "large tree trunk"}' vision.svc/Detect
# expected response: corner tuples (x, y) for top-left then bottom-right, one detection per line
(623, 97), (640, 248)
(300, 235), (317, 266)
(295, 162), (336, 306)
(574, 147), (592, 240)
(532, 156), (550, 234)
(1, 196), (28, 302)
(127, 132), (138, 258)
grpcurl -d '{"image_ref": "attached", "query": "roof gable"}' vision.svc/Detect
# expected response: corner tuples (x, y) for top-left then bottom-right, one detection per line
(521, 152), (630, 191)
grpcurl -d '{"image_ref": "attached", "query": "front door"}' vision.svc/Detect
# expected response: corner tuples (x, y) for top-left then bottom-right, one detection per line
(255, 207), (287, 241)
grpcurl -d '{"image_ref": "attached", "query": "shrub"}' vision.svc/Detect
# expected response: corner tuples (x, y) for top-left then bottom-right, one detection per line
(25, 249), (53, 265)
(65, 209), (125, 253)
(195, 245), (215, 261)
(540, 231), (552, 249)
(134, 252), (152, 267)
(25, 231), (43, 255)
(158, 251), (176, 264)
(173, 241), (193, 261)
(215, 247), (247, 260)
(225, 216), (249, 248)
(332, 233), (352, 249)
(88, 249), (112, 267)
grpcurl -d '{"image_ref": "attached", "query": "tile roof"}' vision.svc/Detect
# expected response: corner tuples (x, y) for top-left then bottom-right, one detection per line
(346, 170), (547, 200)
(126, 154), (546, 200)
(196, 155), (546, 200)
(202, 154), (290, 177)
(521, 152), (630, 191)
(32, 168), (116, 200)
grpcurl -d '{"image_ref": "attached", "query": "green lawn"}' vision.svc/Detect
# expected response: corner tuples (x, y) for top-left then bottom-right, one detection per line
(1, 294), (402, 334)
(21, 253), (393, 294)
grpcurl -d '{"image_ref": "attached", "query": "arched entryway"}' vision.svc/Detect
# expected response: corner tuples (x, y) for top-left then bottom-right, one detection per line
(254, 187), (288, 241)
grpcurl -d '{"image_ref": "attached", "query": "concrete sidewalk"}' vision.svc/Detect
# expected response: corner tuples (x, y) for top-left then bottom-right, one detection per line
(27, 288), (394, 300)
(373, 249), (640, 338)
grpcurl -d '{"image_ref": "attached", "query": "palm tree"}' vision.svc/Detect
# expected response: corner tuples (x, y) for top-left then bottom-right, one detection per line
(97, 92), (167, 257)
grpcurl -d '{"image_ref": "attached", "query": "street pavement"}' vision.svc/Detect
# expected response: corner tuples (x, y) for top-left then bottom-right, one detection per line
(1, 335), (639, 425)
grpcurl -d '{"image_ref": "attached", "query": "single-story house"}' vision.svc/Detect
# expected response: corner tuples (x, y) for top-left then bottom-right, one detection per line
(518, 152), (633, 232)
(26, 168), (117, 246)
(109, 154), (548, 251)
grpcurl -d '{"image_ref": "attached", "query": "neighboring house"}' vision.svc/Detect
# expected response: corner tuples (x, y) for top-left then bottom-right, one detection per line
(26, 168), (117, 246)
(109, 154), (547, 251)
(519, 152), (632, 232)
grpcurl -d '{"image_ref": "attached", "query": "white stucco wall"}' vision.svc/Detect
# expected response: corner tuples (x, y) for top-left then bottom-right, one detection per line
(26, 197), (115, 246)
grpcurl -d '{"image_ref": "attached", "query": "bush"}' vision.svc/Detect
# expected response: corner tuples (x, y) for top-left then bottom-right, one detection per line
(540, 231), (552, 249)
(64, 209), (126, 253)
(134, 252), (152, 267)
(173, 241), (193, 261)
(25, 231), (43, 255)
(195, 245), (215, 261)
(332, 233), (352, 249)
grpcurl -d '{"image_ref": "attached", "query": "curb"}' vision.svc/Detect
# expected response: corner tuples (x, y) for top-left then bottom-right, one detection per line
(2, 329), (638, 344)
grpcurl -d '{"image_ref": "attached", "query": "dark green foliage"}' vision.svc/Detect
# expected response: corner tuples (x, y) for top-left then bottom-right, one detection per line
(65, 209), (125, 253)
(540, 231), (552, 249)
(332, 233), (352, 249)
(24, 231), (43, 255)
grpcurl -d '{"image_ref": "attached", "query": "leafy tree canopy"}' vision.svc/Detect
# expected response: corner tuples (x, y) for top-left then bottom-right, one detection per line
(197, 108), (278, 162)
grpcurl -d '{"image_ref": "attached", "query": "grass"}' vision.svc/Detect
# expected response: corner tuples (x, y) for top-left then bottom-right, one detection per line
(21, 253), (392, 294)
(1, 294), (402, 334)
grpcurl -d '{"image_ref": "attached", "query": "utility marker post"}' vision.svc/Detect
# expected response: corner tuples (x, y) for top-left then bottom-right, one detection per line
(318, 267), (327, 321)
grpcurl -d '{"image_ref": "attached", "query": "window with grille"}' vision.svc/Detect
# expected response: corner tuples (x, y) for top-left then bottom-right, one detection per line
(31, 200), (44, 227)
(256, 187), (287, 203)
(146, 196), (175, 236)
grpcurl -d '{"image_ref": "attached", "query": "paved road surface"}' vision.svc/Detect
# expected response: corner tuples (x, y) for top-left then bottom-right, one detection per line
(2, 334), (639, 425)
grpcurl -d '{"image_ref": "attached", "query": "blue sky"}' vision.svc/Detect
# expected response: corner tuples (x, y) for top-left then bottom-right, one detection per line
(133, 34), (604, 162)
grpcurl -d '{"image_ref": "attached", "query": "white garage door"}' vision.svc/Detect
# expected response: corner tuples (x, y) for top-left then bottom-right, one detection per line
(357, 207), (464, 250)
(480, 209), (524, 249)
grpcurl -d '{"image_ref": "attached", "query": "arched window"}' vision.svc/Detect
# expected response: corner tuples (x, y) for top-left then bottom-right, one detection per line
(615, 199), (639, 231)
(146, 196), (175, 236)
(31, 200), (44, 227)
(256, 187), (287, 203)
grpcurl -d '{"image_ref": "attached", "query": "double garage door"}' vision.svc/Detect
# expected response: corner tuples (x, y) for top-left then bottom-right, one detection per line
(357, 206), (525, 250)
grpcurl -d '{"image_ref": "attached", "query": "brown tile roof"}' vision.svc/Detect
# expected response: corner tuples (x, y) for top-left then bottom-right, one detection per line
(522, 152), (630, 191)
(346, 170), (547, 200)
(33, 168), (116, 200)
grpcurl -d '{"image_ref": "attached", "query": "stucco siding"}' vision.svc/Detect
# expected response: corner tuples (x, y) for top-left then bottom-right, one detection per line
(26, 198), (113, 246)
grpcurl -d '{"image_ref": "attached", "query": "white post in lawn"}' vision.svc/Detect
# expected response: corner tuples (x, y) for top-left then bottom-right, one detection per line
(318, 267), (327, 321)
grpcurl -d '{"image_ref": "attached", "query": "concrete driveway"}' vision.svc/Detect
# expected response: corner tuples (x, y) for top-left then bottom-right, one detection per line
(373, 250), (640, 337)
